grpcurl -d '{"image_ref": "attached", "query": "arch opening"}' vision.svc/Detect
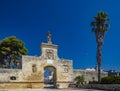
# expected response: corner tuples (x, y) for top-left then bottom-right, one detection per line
(44, 66), (56, 88)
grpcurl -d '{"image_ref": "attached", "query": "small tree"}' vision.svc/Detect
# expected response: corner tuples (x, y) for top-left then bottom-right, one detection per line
(74, 75), (85, 84)
(0, 36), (28, 68)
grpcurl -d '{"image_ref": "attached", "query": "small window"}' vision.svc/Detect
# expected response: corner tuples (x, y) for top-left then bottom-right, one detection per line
(10, 76), (16, 80)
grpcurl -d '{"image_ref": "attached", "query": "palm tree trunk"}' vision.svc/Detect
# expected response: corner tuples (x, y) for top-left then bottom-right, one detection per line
(97, 42), (102, 83)
(96, 32), (104, 83)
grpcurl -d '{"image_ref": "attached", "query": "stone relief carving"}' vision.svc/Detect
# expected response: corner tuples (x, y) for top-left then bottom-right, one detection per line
(64, 65), (69, 73)
(45, 49), (54, 59)
(32, 64), (37, 73)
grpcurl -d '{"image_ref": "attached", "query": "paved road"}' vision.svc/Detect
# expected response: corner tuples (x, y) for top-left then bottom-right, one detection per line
(0, 88), (104, 91)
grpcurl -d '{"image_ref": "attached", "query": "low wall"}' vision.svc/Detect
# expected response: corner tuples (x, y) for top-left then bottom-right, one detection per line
(57, 82), (70, 88)
(0, 82), (44, 89)
(0, 82), (71, 89)
(77, 84), (120, 91)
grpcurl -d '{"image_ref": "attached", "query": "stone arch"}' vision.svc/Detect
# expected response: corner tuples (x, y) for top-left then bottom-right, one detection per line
(44, 65), (57, 88)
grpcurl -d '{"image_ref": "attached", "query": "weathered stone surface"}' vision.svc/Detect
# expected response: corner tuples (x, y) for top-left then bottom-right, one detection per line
(0, 36), (73, 88)
(57, 82), (70, 88)
(0, 82), (44, 89)
(73, 70), (108, 83)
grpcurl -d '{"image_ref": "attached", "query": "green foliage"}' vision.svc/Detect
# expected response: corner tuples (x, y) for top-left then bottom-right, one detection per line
(91, 11), (110, 33)
(101, 76), (120, 84)
(0, 36), (28, 69)
(74, 75), (85, 84)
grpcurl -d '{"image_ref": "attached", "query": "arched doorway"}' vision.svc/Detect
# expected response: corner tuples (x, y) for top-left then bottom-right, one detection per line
(44, 66), (56, 88)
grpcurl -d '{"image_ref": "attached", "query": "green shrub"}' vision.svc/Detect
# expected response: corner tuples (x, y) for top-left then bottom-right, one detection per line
(101, 76), (120, 84)
(74, 75), (85, 84)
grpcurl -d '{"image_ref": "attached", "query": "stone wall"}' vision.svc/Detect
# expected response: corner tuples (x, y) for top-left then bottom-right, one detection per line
(57, 59), (73, 82)
(73, 69), (108, 83)
(77, 84), (120, 91)
(0, 69), (21, 82)
(0, 82), (44, 89)
(21, 55), (44, 82)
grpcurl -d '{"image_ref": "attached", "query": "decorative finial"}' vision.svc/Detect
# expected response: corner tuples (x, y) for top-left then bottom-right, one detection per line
(47, 31), (52, 44)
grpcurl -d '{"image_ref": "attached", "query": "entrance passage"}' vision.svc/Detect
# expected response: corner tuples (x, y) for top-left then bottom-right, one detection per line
(44, 66), (56, 88)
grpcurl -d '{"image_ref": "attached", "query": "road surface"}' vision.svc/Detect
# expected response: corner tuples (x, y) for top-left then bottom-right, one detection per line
(0, 88), (104, 91)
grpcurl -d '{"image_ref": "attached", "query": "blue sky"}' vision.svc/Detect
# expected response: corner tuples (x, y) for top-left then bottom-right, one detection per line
(0, 0), (120, 71)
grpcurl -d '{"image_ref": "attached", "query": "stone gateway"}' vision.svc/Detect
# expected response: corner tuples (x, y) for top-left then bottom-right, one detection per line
(0, 32), (108, 89)
(0, 32), (73, 89)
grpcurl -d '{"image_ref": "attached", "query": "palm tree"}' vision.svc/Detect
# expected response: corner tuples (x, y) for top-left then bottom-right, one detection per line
(90, 11), (110, 83)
